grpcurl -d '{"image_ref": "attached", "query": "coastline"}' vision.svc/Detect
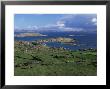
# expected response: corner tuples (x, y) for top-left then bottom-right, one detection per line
(14, 40), (97, 76)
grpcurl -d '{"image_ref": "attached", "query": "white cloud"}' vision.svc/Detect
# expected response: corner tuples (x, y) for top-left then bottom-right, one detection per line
(43, 24), (57, 28)
(37, 22), (83, 32)
(91, 18), (97, 22)
(43, 21), (65, 29)
(24, 25), (38, 30)
(32, 26), (38, 29)
(16, 14), (97, 32)
(56, 21), (65, 28)
(60, 14), (75, 20)
(58, 14), (97, 29)
(91, 18), (97, 25)
(59, 27), (83, 32)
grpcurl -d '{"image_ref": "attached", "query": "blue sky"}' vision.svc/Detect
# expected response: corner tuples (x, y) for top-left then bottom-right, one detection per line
(14, 14), (97, 32)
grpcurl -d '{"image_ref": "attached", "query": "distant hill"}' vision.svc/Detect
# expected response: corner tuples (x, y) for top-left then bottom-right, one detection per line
(14, 28), (97, 33)
(15, 33), (47, 37)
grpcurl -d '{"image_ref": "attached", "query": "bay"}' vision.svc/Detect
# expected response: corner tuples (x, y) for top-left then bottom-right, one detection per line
(14, 31), (97, 50)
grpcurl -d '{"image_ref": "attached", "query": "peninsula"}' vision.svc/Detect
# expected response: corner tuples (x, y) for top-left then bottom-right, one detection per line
(15, 33), (47, 37)
(37, 37), (75, 44)
(14, 40), (97, 76)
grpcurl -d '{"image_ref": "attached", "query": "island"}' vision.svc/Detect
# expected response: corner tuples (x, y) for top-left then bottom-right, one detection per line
(15, 33), (47, 37)
(37, 37), (75, 44)
(69, 35), (75, 37)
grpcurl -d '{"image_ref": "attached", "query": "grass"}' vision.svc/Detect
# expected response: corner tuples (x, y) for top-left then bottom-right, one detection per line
(14, 41), (97, 76)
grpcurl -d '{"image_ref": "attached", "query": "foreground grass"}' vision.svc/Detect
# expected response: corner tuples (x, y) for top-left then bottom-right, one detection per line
(14, 41), (97, 76)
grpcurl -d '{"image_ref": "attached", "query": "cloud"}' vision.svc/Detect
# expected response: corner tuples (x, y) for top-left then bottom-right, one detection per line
(91, 18), (97, 26)
(31, 26), (38, 29)
(15, 14), (97, 32)
(57, 14), (97, 31)
(60, 27), (83, 32)
(58, 14), (97, 29)
(60, 14), (75, 20)
(23, 25), (38, 30)
(56, 21), (65, 27)
(37, 14), (97, 32)
(38, 23), (83, 32)
(92, 18), (97, 22)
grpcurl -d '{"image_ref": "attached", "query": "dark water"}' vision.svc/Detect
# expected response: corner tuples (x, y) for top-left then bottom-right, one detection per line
(15, 31), (97, 50)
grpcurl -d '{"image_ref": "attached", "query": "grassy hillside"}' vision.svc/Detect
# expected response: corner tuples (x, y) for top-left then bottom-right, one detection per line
(14, 41), (97, 76)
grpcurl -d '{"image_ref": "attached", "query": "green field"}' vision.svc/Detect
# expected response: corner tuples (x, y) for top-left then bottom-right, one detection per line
(14, 41), (97, 76)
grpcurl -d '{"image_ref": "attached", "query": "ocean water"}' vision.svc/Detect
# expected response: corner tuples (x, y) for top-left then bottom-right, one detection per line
(15, 31), (97, 50)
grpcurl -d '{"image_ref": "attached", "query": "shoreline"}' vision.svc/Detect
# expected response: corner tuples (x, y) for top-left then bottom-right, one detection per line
(14, 40), (97, 76)
(14, 40), (97, 51)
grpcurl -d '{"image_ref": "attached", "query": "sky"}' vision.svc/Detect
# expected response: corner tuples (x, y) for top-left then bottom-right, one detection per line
(14, 14), (97, 32)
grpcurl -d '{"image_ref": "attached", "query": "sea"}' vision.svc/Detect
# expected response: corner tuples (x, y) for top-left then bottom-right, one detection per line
(14, 31), (97, 51)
